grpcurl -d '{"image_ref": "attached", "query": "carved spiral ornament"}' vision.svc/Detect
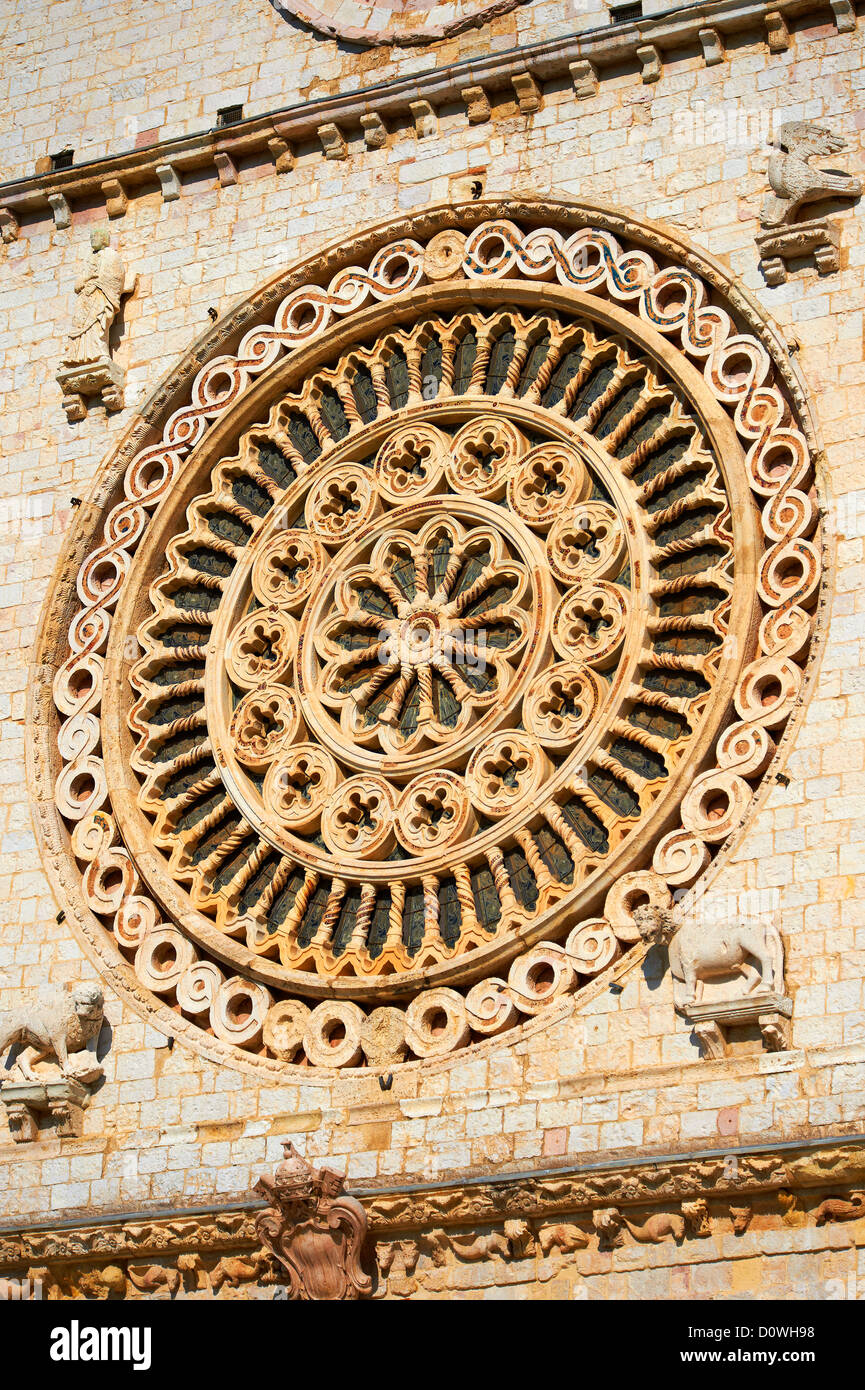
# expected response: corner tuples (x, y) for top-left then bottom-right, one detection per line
(38, 205), (823, 1075)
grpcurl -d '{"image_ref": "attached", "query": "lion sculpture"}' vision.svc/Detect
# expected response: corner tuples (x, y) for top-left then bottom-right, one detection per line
(634, 905), (783, 1010)
(0, 984), (105, 1083)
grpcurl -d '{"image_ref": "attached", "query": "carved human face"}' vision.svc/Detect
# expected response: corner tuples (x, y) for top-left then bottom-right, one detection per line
(90, 228), (110, 253)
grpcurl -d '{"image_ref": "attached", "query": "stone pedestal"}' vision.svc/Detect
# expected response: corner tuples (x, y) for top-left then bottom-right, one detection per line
(685, 994), (793, 1060)
(757, 217), (841, 285)
(0, 1078), (90, 1143)
(56, 358), (125, 421)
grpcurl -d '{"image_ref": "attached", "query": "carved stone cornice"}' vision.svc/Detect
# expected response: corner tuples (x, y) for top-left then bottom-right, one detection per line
(362, 1135), (865, 1234)
(2, 1134), (865, 1283)
(0, 0), (855, 241)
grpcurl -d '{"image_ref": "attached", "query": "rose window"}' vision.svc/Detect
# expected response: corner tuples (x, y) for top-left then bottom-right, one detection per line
(43, 212), (821, 1072)
(128, 308), (739, 1001)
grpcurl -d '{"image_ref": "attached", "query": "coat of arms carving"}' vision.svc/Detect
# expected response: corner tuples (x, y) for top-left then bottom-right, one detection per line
(253, 1143), (372, 1300)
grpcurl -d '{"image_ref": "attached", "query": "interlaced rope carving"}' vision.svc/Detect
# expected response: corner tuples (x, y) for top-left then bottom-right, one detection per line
(49, 215), (819, 1071)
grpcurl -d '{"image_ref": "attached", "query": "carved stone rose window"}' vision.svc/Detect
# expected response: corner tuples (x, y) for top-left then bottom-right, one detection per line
(36, 205), (823, 1076)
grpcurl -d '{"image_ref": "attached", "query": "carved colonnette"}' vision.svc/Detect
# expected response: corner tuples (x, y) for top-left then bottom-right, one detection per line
(2, 1137), (865, 1299)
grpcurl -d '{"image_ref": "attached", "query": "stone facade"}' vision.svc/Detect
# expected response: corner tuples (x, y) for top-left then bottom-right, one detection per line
(1, 0), (864, 1300)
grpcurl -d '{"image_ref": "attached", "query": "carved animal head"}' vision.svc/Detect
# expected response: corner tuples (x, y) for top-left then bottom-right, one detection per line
(730, 1204), (753, 1235)
(72, 984), (104, 1021)
(775, 121), (847, 161)
(632, 904), (677, 946)
(418, 1228), (450, 1267)
(592, 1206), (623, 1237)
(503, 1219), (534, 1257)
(682, 1198), (711, 1236)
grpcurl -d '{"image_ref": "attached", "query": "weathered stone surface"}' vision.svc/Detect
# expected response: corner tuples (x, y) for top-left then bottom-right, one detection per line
(0, 0), (862, 1304)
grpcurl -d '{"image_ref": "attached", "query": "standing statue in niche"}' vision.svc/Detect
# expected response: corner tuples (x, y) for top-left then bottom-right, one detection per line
(56, 228), (136, 422)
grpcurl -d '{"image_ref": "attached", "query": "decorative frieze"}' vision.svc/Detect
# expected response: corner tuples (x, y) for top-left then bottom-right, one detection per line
(2, 1138), (865, 1299)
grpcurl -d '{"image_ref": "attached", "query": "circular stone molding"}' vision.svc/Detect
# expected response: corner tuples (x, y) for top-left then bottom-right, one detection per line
(267, 0), (535, 47)
(32, 200), (825, 1078)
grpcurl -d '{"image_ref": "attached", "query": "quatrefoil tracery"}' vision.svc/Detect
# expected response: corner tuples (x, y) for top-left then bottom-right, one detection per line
(45, 212), (820, 1073)
(125, 300), (740, 1004)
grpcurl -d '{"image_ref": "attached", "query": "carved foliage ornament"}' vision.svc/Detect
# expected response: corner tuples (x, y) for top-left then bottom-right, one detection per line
(41, 208), (822, 1074)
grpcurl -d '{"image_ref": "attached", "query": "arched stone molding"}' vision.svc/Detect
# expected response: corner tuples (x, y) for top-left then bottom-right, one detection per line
(27, 198), (829, 1080)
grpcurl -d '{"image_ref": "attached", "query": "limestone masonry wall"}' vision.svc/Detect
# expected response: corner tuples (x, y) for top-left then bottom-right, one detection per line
(0, 0), (603, 182)
(0, 0), (864, 1300)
